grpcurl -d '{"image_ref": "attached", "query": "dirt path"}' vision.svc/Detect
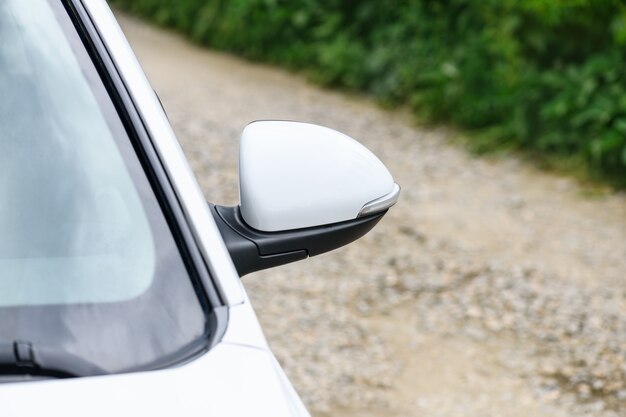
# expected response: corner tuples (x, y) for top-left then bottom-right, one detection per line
(118, 14), (626, 417)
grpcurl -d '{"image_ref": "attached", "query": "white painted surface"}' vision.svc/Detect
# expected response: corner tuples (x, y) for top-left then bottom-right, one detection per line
(0, 343), (309, 417)
(239, 121), (396, 231)
(221, 289), (269, 349)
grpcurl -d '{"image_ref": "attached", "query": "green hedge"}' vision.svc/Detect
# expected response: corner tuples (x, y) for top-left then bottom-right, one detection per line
(111, 0), (626, 187)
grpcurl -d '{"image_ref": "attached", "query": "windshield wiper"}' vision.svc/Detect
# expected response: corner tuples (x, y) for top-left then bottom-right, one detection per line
(0, 341), (105, 378)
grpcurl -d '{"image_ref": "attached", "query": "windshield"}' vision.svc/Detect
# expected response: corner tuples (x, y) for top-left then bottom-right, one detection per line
(0, 0), (207, 374)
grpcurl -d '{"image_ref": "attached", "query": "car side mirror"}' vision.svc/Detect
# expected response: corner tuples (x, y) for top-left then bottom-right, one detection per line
(210, 121), (400, 276)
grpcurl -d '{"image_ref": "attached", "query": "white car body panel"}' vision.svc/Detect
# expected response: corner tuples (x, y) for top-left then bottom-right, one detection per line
(0, 343), (303, 417)
(222, 296), (269, 349)
(0, 1), (310, 416)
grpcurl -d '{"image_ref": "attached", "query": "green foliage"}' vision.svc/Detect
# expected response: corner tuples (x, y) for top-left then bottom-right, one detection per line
(111, 0), (626, 186)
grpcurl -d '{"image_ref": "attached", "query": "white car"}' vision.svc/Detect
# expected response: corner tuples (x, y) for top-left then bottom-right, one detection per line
(0, 0), (399, 415)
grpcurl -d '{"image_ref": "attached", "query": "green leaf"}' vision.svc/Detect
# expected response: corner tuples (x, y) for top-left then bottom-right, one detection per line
(613, 118), (626, 135)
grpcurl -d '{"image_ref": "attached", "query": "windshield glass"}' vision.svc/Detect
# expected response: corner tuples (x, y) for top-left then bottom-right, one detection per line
(0, 0), (207, 374)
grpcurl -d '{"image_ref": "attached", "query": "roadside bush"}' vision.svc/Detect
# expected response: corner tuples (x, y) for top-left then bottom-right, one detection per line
(110, 0), (626, 186)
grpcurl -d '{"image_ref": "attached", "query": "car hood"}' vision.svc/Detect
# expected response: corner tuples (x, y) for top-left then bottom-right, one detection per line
(0, 343), (309, 417)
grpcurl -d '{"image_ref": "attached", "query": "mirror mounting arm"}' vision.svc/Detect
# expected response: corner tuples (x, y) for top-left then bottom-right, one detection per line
(209, 204), (385, 277)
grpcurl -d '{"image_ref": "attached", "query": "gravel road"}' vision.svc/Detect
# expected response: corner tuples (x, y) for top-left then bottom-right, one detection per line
(119, 15), (626, 417)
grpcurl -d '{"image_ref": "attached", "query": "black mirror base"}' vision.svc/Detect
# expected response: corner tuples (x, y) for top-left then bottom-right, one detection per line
(209, 204), (385, 276)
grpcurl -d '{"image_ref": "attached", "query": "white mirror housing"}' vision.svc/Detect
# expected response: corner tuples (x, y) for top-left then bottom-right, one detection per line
(239, 121), (400, 232)
(210, 120), (400, 276)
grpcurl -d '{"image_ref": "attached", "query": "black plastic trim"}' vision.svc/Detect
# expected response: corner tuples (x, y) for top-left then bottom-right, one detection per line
(211, 205), (385, 276)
